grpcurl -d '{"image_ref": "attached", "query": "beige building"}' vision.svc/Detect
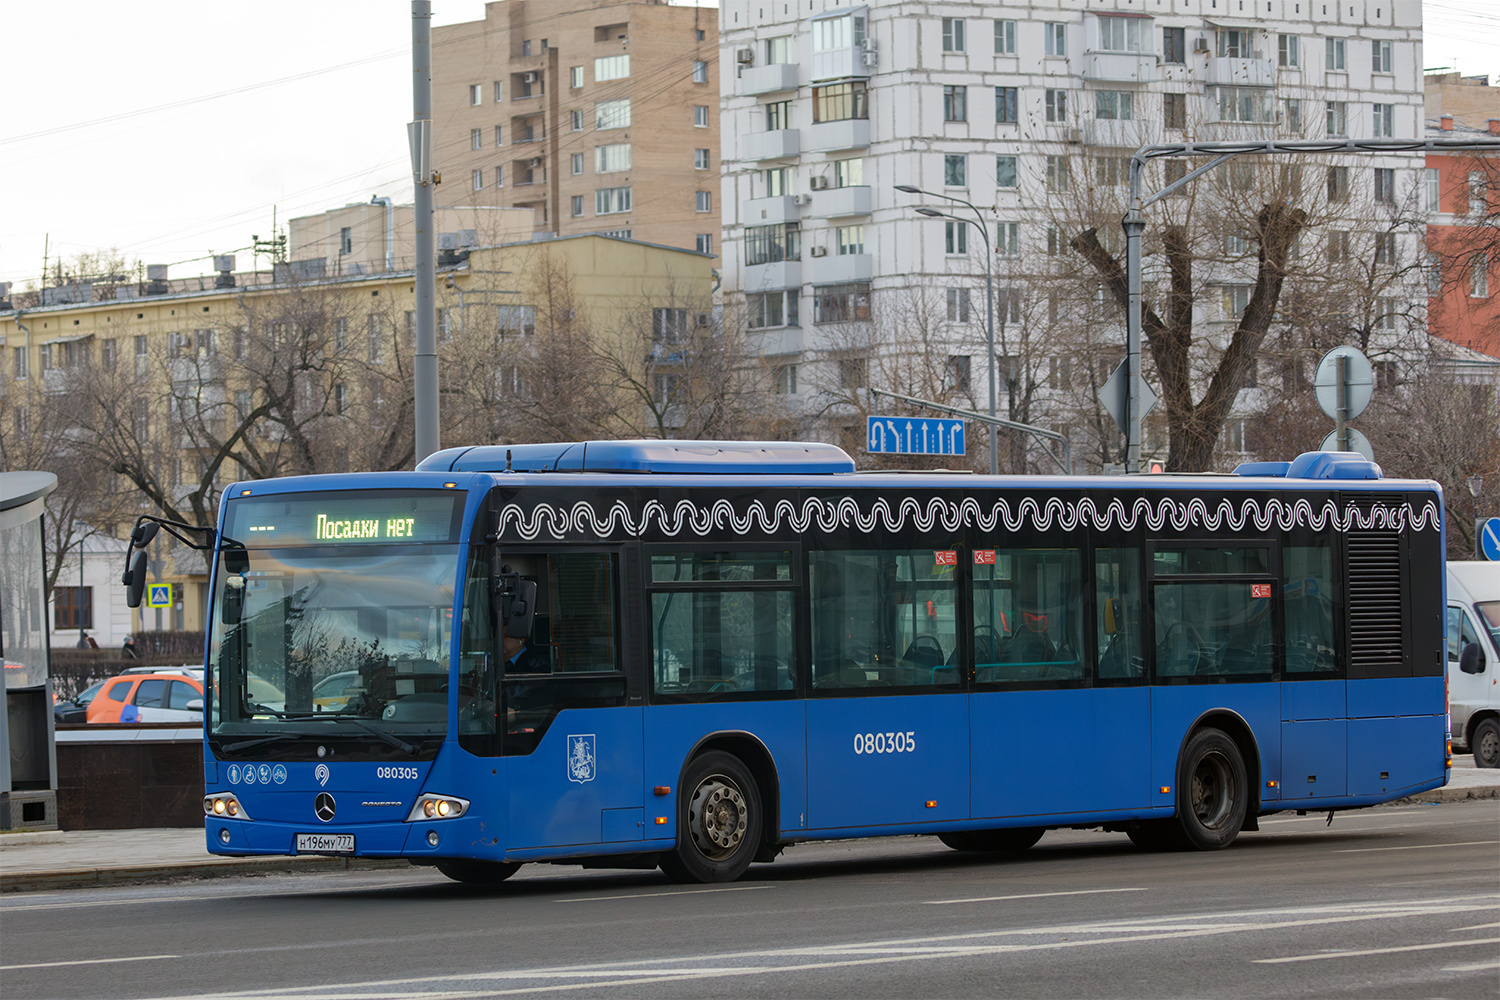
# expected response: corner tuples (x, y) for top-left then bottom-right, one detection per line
(288, 198), (535, 275)
(432, 0), (720, 255)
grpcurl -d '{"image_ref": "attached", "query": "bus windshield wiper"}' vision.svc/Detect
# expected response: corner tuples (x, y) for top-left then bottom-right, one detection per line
(266, 714), (422, 755)
(221, 733), (302, 754)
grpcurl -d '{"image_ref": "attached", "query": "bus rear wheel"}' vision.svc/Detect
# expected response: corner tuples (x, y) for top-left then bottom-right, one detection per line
(660, 751), (763, 884)
(939, 828), (1045, 853)
(434, 859), (522, 884)
(1175, 728), (1248, 851)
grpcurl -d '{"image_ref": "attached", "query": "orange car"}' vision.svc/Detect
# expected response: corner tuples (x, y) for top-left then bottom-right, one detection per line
(86, 670), (205, 724)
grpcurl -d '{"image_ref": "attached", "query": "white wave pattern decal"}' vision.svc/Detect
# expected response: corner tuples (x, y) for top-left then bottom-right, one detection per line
(496, 495), (1440, 541)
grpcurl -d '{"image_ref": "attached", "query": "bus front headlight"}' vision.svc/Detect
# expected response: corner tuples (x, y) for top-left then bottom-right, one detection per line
(407, 793), (469, 822)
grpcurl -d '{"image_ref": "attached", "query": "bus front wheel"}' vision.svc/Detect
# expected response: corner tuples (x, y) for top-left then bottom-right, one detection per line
(661, 751), (763, 884)
(434, 859), (522, 884)
(1175, 728), (1248, 851)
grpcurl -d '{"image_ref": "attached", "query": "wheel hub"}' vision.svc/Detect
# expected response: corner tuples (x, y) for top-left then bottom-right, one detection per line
(1191, 752), (1234, 830)
(689, 777), (747, 858)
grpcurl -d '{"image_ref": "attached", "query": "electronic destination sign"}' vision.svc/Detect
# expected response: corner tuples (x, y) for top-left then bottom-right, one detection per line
(224, 490), (466, 547)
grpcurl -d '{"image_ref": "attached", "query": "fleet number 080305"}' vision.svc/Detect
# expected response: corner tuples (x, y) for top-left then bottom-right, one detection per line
(853, 731), (916, 755)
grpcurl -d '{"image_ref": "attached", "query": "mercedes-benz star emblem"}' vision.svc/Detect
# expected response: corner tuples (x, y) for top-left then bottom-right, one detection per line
(314, 792), (337, 822)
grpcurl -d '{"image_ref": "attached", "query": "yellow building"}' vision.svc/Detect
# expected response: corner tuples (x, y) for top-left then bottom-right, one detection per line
(1, 234), (715, 637)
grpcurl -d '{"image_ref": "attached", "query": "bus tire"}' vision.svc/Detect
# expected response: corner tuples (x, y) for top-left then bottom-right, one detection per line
(434, 859), (522, 884)
(660, 751), (763, 884)
(1473, 717), (1500, 768)
(1175, 727), (1248, 851)
(940, 828), (1044, 853)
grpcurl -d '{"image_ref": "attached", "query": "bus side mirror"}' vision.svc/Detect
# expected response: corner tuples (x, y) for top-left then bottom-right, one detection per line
(123, 550), (148, 608)
(1459, 642), (1486, 675)
(130, 521), (160, 549)
(505, 580), (537, 639)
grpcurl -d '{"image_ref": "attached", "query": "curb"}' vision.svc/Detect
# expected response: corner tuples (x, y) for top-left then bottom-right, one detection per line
(0, 856), (411, 894)
(1387, 783), (1500, 806)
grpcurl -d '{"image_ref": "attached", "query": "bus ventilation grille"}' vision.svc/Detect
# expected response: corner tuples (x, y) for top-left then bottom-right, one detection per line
(1345, 529), (1405, 670)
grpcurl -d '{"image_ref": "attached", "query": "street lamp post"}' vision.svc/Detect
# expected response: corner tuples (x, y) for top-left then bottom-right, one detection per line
(1469, 474), (1484, 561)
(896, 185), (998, 476)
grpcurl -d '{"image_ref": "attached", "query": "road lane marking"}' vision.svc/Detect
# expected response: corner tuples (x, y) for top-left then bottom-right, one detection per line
(924, 888), (1149, 905)
(1451, 921), (1500, 931)
(1254, 936), (1500, 964)
(0, 880), (423, 913)
(555, 885), (773, 903)
(1, 954), (180, 971)
(1444, 959), (1500, 972)
(1334, 840), (1499, 853)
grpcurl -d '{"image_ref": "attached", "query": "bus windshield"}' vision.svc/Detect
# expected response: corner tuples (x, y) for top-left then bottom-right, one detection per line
(207, 490), (465, 746)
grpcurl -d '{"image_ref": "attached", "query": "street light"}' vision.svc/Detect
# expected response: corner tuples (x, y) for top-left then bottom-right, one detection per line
(1469, 475), (1484, 561)
(896, 185), (998, 475)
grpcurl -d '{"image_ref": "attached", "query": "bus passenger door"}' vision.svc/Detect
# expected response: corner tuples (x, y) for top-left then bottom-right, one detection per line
(805, 546), (969, 831)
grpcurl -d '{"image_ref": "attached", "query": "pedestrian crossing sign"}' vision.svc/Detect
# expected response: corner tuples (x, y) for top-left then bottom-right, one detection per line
(146, 584), (173, 609)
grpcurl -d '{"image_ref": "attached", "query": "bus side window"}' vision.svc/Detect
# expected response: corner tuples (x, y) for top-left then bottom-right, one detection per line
(1284, 543), (1337, 675)
(1095, 547), (1142, 681)
(973, 547), (1084, 685)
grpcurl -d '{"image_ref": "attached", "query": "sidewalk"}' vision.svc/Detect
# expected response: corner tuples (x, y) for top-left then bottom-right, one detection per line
(4, 761), (1497, 894)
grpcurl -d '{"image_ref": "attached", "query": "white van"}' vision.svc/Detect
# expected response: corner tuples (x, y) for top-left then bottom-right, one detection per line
(1448, 561), (1500, 767)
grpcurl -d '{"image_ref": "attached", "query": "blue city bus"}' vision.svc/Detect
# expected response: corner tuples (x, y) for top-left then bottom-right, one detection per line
(163, 441), (1447, 884)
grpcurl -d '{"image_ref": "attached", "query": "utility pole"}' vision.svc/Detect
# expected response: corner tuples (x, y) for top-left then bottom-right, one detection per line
(410, 1), (440, 464)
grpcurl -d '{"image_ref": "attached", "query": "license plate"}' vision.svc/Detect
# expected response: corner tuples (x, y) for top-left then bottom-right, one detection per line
(296, 833), (354, 855)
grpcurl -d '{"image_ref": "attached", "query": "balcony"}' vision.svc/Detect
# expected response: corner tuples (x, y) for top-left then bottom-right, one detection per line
(1082, 51), (1158, 83)
(742, 128), (800, 161)
(738, 62), (799, 96)
(750, 327), (804, 357)
(805, 118), (870, 153)
(807, 252), (872, 284)
(169, 355), (225, 385)
(1206, 57), (1275, 87)
(743, 260), (801, 291)
(811, 45), (871, 83)
(814, 185), (872, 218)
(1084, 118), (1145, 148)
(744, 195), (800, 225)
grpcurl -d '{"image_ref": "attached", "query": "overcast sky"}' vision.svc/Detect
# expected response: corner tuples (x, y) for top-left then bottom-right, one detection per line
(1, 0), (1494, 288)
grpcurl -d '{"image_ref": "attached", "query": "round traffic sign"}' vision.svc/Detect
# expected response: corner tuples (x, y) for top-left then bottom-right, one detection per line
(1318, 428), (1374, 462)
(1482, 518), (1500, 562)
(1314, 346), (1375, 422)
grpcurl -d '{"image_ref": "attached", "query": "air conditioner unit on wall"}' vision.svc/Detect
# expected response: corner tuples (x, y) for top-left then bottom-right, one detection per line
(809, 176), (830, 190)
(1193, 37), (1209, 53)
(810, 246), (828, 256)
(1065, 128), (1082, 144)
(523, 71), (538, 83)
(736, 47), (754, 64)
(792, 193), (812, 205)
(529, 158), (543, 167)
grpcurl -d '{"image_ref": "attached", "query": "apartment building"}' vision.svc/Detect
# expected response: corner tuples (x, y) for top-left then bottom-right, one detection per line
(288, 198), (535, 276)
(719, 0), (1428, 464)
(433, 0), (720, 253)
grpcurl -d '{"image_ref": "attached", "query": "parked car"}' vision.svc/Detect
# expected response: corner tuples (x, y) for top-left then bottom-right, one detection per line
(87, 670), (205, 724)
(1448, 561), (1500, 767)
(54, 679), (107, 724)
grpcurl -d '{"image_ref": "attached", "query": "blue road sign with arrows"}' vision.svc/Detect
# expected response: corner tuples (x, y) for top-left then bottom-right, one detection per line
(1482, 518), (1500, 562)
(866, 416), (965, 457)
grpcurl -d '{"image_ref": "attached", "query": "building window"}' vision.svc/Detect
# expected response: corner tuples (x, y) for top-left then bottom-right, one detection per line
(1095, 91), (1134, 121)
(572, 152), (585, 175)
(1163, 26), (1185, 64)
(368, 314), (384, 362)
(469, 83), (482, 105)
(1327, 166), (1349, 203)
(1372, 38), (1392, 73)
(497, 305), (536, 338)
(836, 225), (864, 255)
(946, 287), (971, 322)
(101, 338), (117, 371)
(493, 80), (503, 102)
(1216, 28), (1253, 58)
(1471, 171), (1489, 215)
(837, 356), (868, 389)
(1374, 167), (1395, 204)
(814, 82), (869, 123)
(652, 308), (690, 344)
(571, 65), (584, 88)
(12, 345), (27, 378)
(494, 125), (504, 146)
(942, 17), (965, 52)
(764, 166), (791, 195)
(813, 283), (871, 324)
(471, 169), (483, 191)
(834, 158), (863, 187)
(522, 40), (532, 56)
(471, 128), (483, 150)
(695, 148), (710, 169)
(765, 100), (793, 130)
(695, 190), (712, 212)
(1222, 285), (1252, 319)
(1472, 253), (1491, 298)
(944, 154), (967, 187)
(696, 233), (713, 255)
(995, 19), (1016, 54)
(1216, 87), (1271, 122)
(1373, 231), (1397, 265)
(941, 85), (967, 122)
(945, 219), (968, 255)
(812, 12), (867, 54)
(745, 223), (800, 265)
(1164, 92), (1186, 131)
(765, 35), (793, 64)
(994, 86), (1018, 124)
(1326, 101), (1347, 137)
(494, 164), (504, 186)
(1326, 37), (1346, 71)
(1098, 16), (1144, 52)
(1426, 251), (1442, 294)
(1326, 230), (1351, 262)
(996, 221), (1019, 256)
(1044, 22), (1066, 56)
(1047, 155), (1070, 190)
(54, 586), (92, 631)
(694, 105), (709, 127)
(572, 195), (585, 217)
(774, 363), (798, 394)
(595, 54), (630, 81)
(1372, 103), (1394, 138)
(1279, 33), (1300, 66)
(571, 109), (583, 131)
(595, 186), (632, 215)
(595, 143), (630, 173)
(693, 60), (708, 83)
(1045, 89), (1068, 122)
(996, 155), (1018, 187)
(1426, 167), (1442, 212)
(747, 290), (798, 328)
(333, 383), (347, 414)
(596, 99), (631, 130)
(947, 355), (971, 392)
(1283, 98), (1302, 133)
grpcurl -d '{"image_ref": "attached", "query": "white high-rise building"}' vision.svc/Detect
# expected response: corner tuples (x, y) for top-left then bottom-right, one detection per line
(719, 0), (1426, 464)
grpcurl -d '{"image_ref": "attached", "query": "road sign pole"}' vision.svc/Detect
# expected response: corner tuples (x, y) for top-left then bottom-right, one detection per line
(1123, 207), (1146, 474)
(1335, 354), (1348, 452)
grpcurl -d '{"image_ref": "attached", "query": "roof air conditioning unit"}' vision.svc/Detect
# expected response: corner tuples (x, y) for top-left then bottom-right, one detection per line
(810, 246), (828, 257)
(792, 193), (812, 205)
(809, 176), (830, 190)
(1194, 37), (1210, 53)
(736, 47), (754, 65)
(523, 72), (538, 83)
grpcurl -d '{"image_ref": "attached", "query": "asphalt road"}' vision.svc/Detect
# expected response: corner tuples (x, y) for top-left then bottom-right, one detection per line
(3, 801), (1497, 1000)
